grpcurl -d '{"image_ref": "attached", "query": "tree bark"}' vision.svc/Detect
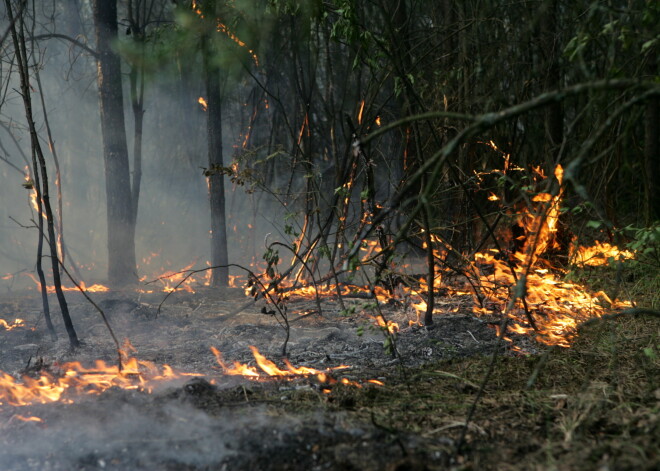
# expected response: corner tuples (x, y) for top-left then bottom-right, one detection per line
(539, 0), (563, 165)
(644, 48), (659, 223)
(645, 94), (659, 223)
(203, 35), (229, 287)
(6, 0), (79, 347)
(92, 0), (138, 286)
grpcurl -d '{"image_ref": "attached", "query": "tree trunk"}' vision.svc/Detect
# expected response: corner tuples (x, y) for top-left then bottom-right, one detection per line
(644, 47), (659, 223)
(203, 37), (229, 287)
(92, 0), (138, 286)
(6, 0), (79, 347)
(539, 0), (563, 167)
(644, 94), (659, 223)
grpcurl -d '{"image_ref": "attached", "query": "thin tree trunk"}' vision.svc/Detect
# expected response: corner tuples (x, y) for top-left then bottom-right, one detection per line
(6, 0), (79, 347)
(203, 36), (229, 287)
(29, 147), (57, 341)
(540, 0), (563, 166)
(644, 51), (659, 223)
(127, 0), (145, 226)
(93, 0), (138, 286)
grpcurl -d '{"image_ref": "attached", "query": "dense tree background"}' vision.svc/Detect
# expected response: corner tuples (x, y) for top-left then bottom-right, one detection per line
(0, 0), (657, 291)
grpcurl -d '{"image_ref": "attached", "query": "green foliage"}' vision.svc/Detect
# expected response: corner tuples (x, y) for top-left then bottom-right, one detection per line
(623, 223), (660, 266)
(263, 247), (279, 278)
(563, 1), (659, 78)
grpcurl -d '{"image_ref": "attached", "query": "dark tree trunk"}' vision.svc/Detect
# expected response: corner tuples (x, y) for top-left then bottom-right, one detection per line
(539, 0), (563, 165)
(645, 94), (659, 223)
(644, 45), (659, 223)
(92, 0), (138, 286)
(6, 0), (79, 347)
(127, 0), (148, 227)
(203, 37), (229, 287)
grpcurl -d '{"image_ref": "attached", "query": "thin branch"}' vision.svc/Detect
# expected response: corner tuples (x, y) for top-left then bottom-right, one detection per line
(30, 33), (99, 58)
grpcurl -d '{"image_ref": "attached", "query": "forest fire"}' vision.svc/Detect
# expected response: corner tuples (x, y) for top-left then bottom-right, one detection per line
(0, 318), (27, 331)
(25, 274), (109, 294)
(198, 96), (208, 111)
(0, 343), (363, 410)
(1, 1), (656, 468)
(212, 345), (350, 380)
(0, 343), (201, 408)
(573, 241), (635, 267)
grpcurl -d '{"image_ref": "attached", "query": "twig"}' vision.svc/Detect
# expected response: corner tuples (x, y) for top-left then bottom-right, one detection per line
(55, 260), (123, 372)
(30, 33), (99, 58)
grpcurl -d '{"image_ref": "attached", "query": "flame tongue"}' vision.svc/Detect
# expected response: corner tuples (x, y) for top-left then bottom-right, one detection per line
(212, 346), (349, 379)
(0, 318), (27, 331)
(0, 345), (201, 407)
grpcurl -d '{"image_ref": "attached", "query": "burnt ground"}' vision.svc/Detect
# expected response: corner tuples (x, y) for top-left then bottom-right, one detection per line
(0, 286), (658, 470)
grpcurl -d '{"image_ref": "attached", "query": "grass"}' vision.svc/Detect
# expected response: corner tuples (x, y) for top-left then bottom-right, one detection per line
(271, 311), (659, 470)
(199, 258), (659, 470)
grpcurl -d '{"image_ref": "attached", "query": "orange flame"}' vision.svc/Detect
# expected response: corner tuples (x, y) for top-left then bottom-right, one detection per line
(0, 318), (27, 331)
(573, 241), (634, 267)
(369, 314), (399, 334)
(12, 414), (44, 423)
(25, 273), (110, 294)
(357, 100), (365, 125)
(211, 346), (349, 380)
(198, 96), (208, 111)
(0, 342), (201, 407)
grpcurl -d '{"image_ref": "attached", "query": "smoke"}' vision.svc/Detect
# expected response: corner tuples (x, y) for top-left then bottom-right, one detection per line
(0, 388), (235, 470)
(0, 9), (283, 292)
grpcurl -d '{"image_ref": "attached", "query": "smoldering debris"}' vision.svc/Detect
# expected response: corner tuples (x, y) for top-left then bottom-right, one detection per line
(0, 379), (445, 471)
(0, 288), (498, 470)
(0, 389), (232, 470)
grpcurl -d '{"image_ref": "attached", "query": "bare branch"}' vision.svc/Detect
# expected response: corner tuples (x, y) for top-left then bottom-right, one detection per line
(30, 33), (99, 58)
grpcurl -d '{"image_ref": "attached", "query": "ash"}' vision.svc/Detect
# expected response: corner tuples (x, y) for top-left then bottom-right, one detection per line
(0, 287), (510, 470)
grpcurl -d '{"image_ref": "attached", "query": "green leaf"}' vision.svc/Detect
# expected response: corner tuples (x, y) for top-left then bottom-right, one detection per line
(643, 347), (656, 360)
(586, 220), (602, 229)
(641, 38), (657, 53)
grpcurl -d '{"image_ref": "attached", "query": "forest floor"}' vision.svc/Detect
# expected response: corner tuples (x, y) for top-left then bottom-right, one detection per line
(0, 283), (658, 470)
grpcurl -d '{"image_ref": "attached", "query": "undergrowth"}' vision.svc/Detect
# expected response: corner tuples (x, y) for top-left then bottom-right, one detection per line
(276, 312), (659, 470)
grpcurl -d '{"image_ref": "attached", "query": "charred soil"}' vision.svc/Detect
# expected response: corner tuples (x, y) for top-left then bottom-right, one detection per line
(0, 288), (657, 470)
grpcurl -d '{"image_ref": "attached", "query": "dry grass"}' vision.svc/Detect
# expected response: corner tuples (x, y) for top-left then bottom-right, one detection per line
(280, 311), (659, 470)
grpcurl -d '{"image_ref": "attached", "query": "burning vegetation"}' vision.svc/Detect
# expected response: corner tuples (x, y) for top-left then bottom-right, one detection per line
(1, 0), (659, 470)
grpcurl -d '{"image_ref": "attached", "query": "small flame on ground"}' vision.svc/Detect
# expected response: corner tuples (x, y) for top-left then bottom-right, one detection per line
(572, 241), (634, 267)
(211, 346), (383, 392)
(211, 346), (353, 382)
(0, 318), (27, 331)
(369, 315), (399, 334)
(0, 341), (201, 407)
(12, 414), (44, 423)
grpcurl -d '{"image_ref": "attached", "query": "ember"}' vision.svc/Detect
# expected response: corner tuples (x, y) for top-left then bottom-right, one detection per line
(198, 96), (208, 111)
